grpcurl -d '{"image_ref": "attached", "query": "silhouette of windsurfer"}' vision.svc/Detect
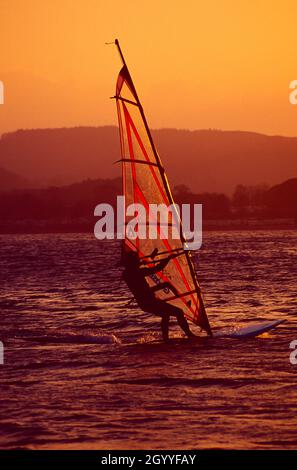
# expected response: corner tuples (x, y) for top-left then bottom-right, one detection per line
(123, 250), (196, 341)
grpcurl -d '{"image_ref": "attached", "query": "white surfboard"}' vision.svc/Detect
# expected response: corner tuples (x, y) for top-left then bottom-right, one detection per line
(214, 319), (285, 339)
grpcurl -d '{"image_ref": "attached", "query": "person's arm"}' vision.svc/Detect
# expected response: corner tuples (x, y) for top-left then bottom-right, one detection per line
(141, 254), (175, 276)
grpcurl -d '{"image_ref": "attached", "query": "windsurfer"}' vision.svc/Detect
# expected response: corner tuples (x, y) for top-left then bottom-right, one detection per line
(123, 251), (196, 341)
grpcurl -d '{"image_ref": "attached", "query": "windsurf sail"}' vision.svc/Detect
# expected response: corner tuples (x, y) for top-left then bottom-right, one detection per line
(114, 39), (212, 335)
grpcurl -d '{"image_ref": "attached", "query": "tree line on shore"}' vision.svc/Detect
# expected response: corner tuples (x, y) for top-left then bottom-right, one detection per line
(0, 177), (296, 222)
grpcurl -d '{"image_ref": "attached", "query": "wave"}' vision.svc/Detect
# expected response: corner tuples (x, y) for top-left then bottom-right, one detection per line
(20, 332), (121, 345)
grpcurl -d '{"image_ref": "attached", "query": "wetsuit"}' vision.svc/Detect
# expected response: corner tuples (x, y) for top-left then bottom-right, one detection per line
(123, 256), (194, 340)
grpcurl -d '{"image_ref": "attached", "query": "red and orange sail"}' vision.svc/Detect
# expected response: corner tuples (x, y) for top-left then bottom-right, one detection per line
(114, 41), (212, 335)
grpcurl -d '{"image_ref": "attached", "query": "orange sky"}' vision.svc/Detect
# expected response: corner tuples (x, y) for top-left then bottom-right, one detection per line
(0, 0), (297, 136)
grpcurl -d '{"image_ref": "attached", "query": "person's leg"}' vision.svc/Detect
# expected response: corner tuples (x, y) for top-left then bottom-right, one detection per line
(145, 300), (196, 340)
(161, 303), (196, 338)
(143, 302), (170, 341)
(175, 310), (195, 338)
(160, 314), (170, 341)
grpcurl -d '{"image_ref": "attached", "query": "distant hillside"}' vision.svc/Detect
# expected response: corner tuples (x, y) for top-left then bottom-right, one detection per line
(0, 167), (32, 191)
(0, 127), (119, 188)
(265, 178), (297, 218)
(0, 177), (121, 221)
(1, 127), (297, 193)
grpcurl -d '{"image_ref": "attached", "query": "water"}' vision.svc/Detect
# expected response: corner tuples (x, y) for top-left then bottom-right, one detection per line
(0, 231), (296, 449)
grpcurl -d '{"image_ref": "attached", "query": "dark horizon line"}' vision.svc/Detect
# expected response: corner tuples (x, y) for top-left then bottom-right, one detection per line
(1, 125), (297, 140)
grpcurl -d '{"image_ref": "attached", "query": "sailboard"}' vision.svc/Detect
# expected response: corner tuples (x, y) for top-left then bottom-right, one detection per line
(113, 39), (212, 336)
(213, 319), (285, 339)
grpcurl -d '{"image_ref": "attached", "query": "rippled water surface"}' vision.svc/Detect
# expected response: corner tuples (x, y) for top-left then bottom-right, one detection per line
(0, 231), (296, 449)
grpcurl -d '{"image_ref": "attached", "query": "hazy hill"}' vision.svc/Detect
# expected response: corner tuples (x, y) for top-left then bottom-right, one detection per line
(0, 177), (121, 221)
(1, 127), (297, 193)
(0, 167), (32, 190)
(265, 178), (297, 218)
(0, 127), (119, 188)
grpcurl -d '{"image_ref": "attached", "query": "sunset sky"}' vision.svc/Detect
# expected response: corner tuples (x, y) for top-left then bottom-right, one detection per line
(0, 0), (297, 136)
